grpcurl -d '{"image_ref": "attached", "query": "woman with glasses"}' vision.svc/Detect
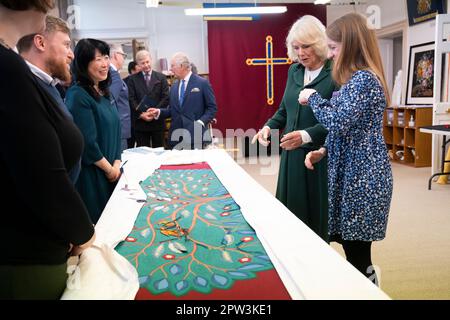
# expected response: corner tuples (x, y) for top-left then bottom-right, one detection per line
(66, 39), (122, 224)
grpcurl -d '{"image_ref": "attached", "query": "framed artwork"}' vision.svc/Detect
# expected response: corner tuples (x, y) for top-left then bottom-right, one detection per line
(406, 0), (446, 26)
(406, 42), (435, 105)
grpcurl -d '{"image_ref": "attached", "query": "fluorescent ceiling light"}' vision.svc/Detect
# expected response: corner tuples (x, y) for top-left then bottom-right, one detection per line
(185, 6), (287, 16)
(314, 0), (331, 4)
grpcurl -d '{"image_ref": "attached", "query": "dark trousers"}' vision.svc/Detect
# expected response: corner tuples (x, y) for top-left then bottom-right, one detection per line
(0, 263), (67, 299)
(135, 130), (164, 148)
(127, 127), (136, 149)
(342, 240), (379, 285)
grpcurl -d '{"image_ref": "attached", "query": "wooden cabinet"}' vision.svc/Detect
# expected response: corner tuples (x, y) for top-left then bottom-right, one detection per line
(383, 106), (433, 167)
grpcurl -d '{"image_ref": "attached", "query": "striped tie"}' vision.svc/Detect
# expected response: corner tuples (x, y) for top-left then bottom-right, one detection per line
(145, 72), (151, 88)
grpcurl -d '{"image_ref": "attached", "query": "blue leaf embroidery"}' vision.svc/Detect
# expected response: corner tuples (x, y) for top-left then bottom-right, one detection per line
(175, 280), (188, 292)
(237, 264), (265, 271)
(169, 264), (182, 275)
(212, 274), (228, 286)
(194, 276), (208, 287)
(154, 278), (169, 290)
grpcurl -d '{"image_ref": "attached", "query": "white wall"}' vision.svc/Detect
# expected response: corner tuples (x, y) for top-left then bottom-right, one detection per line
(73, 0), (148, 39)
(72, 0), (208, 73)
(327, 0), (450, 104)
(326, 0), (445, 50)
(327, 0), (407, 27)
(406, 0), (450, 46)
(147, 7), (208, 73)
(407, 16), (437, 47)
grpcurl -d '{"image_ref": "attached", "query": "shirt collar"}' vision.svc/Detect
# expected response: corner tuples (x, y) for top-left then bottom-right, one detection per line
(26, 61), (59, 86)
(143, 70), (152, 78)
(110, 63), (118, 72)
(305, 65), (324, 75)
(182, 71), (192, 84)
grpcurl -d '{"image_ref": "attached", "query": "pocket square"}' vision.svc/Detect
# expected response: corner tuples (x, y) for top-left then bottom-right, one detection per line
(191, 87), (200, 93)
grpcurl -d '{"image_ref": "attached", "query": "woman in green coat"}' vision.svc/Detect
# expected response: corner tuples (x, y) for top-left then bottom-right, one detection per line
(253, 15), (337, 242)
(66, 39), (122, 224)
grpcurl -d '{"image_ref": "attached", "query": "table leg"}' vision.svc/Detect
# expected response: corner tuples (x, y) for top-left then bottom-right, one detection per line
(428, 135), (449, 190)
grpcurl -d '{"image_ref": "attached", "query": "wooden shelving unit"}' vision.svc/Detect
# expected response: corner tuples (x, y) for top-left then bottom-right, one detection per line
(383, 105), (433, 167)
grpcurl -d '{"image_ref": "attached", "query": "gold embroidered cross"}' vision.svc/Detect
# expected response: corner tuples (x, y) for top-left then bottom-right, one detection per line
(246, 35), (292, 105)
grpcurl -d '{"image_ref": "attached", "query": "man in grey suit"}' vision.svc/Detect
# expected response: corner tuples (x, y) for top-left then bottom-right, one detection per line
(109, 43), (131, 152)
(127, 50), (169, 148)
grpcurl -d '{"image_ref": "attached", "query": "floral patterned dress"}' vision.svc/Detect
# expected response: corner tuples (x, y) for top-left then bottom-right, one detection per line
(308, 70), (393, 241)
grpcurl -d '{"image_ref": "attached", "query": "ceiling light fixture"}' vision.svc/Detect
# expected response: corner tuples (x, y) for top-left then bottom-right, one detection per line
(314, 0), (331, 4)
(185, 3), (287, 16)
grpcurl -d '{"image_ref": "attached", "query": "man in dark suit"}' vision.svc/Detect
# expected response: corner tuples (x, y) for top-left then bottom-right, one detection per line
(17, 15), (81, 184)
(148, 52), (217, 150)
(127, 50), (169, 148)
(109, 43), (131, 152)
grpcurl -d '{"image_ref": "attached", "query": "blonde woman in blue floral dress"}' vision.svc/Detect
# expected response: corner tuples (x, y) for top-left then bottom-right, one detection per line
(299, 13), (393, 284)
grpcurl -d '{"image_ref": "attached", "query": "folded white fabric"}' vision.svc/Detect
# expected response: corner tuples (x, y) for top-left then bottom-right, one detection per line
(61, 243), (139, 300)
(160, 149), (207, 165)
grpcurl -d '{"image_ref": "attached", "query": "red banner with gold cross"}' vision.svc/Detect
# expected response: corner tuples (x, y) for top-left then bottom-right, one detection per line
(207, 3), (326, 133)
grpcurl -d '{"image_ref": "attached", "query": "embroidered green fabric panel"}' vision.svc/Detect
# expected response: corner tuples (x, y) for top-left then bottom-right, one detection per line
(115, 167), (273, 296)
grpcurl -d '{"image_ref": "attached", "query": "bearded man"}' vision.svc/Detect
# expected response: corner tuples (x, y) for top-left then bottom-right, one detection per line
(18, 15), (80, 183)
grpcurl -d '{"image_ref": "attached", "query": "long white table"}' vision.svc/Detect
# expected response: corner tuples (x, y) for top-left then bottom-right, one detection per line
(64, 148), (390, 300)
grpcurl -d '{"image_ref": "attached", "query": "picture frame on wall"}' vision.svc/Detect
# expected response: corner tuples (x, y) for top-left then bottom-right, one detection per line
(406, 0), (446, 26)
(406, 42), (435, 105)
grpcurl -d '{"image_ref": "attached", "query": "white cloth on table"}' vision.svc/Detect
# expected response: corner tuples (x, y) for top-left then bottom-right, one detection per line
(61, 243), (139, 300)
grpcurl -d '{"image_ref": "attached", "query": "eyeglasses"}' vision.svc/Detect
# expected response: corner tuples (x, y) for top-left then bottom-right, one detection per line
(117, 52), (128, 59)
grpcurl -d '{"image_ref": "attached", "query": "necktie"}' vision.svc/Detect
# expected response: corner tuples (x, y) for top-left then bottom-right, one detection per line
(179, 79), (186, 105)
(145, 72), (151, 88)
